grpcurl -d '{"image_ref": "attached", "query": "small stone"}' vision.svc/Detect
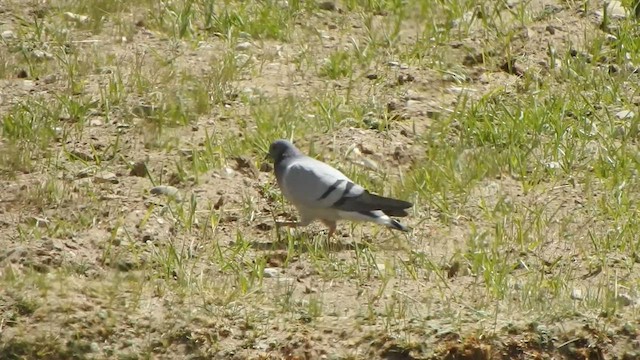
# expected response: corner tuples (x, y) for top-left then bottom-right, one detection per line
(263, 267), (280, 278)
(277, 277), (295, 284)
(616, 110), (635, 119)
(222, 167), (235, 178)
(178, 149), (194, 159)
(259, 162), (273, 172)
(545, 161), (561, 169)
(500, 59), (525, 77)
(235, 42), (252, 51)
(571, 288), (584, 300)
(16, 69), (28, 78)
(89, 118), (103, 127)
(617, 293), (635, 307)
(318, 1), (337, 11)
(213, 196), (224, 210)
(513, 282), (523, 290)
(552, 59), (562, 69)
(358, 158), (378, 170)
(393, 146), (409, 163)
(94, 172), (118, 184)
(625, 62), (639, 73)
(366, 74), (378, 80)
(31, 50), (53, 61)
(129, 161), (148, 177)
(21, 80), (35, 90)
(241, 86), (259, 98)
(150, 185), (182, 201)
(397, 73), (415, 85)
(357, 143), (374, 155)
(1, 30), (15, 41)
(386, 101), (400, 112)
(63, 12), (90, 24)
(235, 53), (251, 65)
(59, 109), (72, 122)
(404, 90), (425, 101)
(42, 74), (57, 84)
(606, 0), (627, 19)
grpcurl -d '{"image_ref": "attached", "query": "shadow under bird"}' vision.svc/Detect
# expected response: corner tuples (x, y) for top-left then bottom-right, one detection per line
(267, 139), (413, 238)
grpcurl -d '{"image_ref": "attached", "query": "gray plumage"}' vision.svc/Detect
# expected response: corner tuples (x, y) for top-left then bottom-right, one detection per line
(267, 139), (412, 237)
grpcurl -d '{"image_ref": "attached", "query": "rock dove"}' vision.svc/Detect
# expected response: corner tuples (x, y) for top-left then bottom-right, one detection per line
(267, 139), (412, 238)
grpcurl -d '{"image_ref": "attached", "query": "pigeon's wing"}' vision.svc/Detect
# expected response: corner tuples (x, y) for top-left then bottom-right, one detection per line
(281, 157), (412, 216)
(280, 157), (364, 210)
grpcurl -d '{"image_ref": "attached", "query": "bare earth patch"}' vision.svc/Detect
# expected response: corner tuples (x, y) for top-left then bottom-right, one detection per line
(1, 0), (640, 359)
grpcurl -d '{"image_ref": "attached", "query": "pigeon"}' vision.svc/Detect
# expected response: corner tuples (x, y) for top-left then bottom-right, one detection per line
(267, 139), (412, 238)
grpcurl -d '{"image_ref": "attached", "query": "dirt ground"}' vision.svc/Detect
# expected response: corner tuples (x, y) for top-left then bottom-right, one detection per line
(1, 0), (640, 359)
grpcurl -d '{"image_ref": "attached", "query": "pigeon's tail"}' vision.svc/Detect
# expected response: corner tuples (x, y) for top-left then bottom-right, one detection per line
(335, 191), (413, 217)
(387, 218), (410, 232)
(365, 193), (412, 214)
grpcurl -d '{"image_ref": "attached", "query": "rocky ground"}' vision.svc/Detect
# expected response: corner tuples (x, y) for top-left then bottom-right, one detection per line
(1, 0), (640, 359)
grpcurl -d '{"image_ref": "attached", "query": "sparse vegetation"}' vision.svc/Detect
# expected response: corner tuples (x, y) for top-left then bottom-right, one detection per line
(1, 0), (640, 358)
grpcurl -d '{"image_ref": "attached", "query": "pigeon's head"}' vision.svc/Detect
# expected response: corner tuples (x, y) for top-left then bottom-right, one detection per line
(268, 139), (301, 164)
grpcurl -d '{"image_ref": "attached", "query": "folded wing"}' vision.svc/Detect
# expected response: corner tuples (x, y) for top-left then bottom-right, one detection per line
(281, 157), (412, 217)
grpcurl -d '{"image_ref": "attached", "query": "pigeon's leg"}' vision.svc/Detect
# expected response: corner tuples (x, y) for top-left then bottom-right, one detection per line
(276, 216), (312, 229)
(274, 221), (298, 242)
(320, 219), (337, 239)
(275, 217), (312, 241)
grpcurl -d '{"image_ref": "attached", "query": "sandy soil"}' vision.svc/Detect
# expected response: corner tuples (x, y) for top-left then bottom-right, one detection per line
(1, 0), (640, 359)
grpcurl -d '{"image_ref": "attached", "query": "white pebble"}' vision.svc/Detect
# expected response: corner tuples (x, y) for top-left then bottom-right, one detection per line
(616, 110), (635, 120)
(235, 42), (252, 51)
(1, 30), (15, 41)
(263, 267), (280, 278)
(63, 12), (90, 24)
(571, 288), (584, 300)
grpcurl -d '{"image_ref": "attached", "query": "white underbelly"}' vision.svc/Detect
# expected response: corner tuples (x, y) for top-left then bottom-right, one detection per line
(294, 203), (388, 224)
